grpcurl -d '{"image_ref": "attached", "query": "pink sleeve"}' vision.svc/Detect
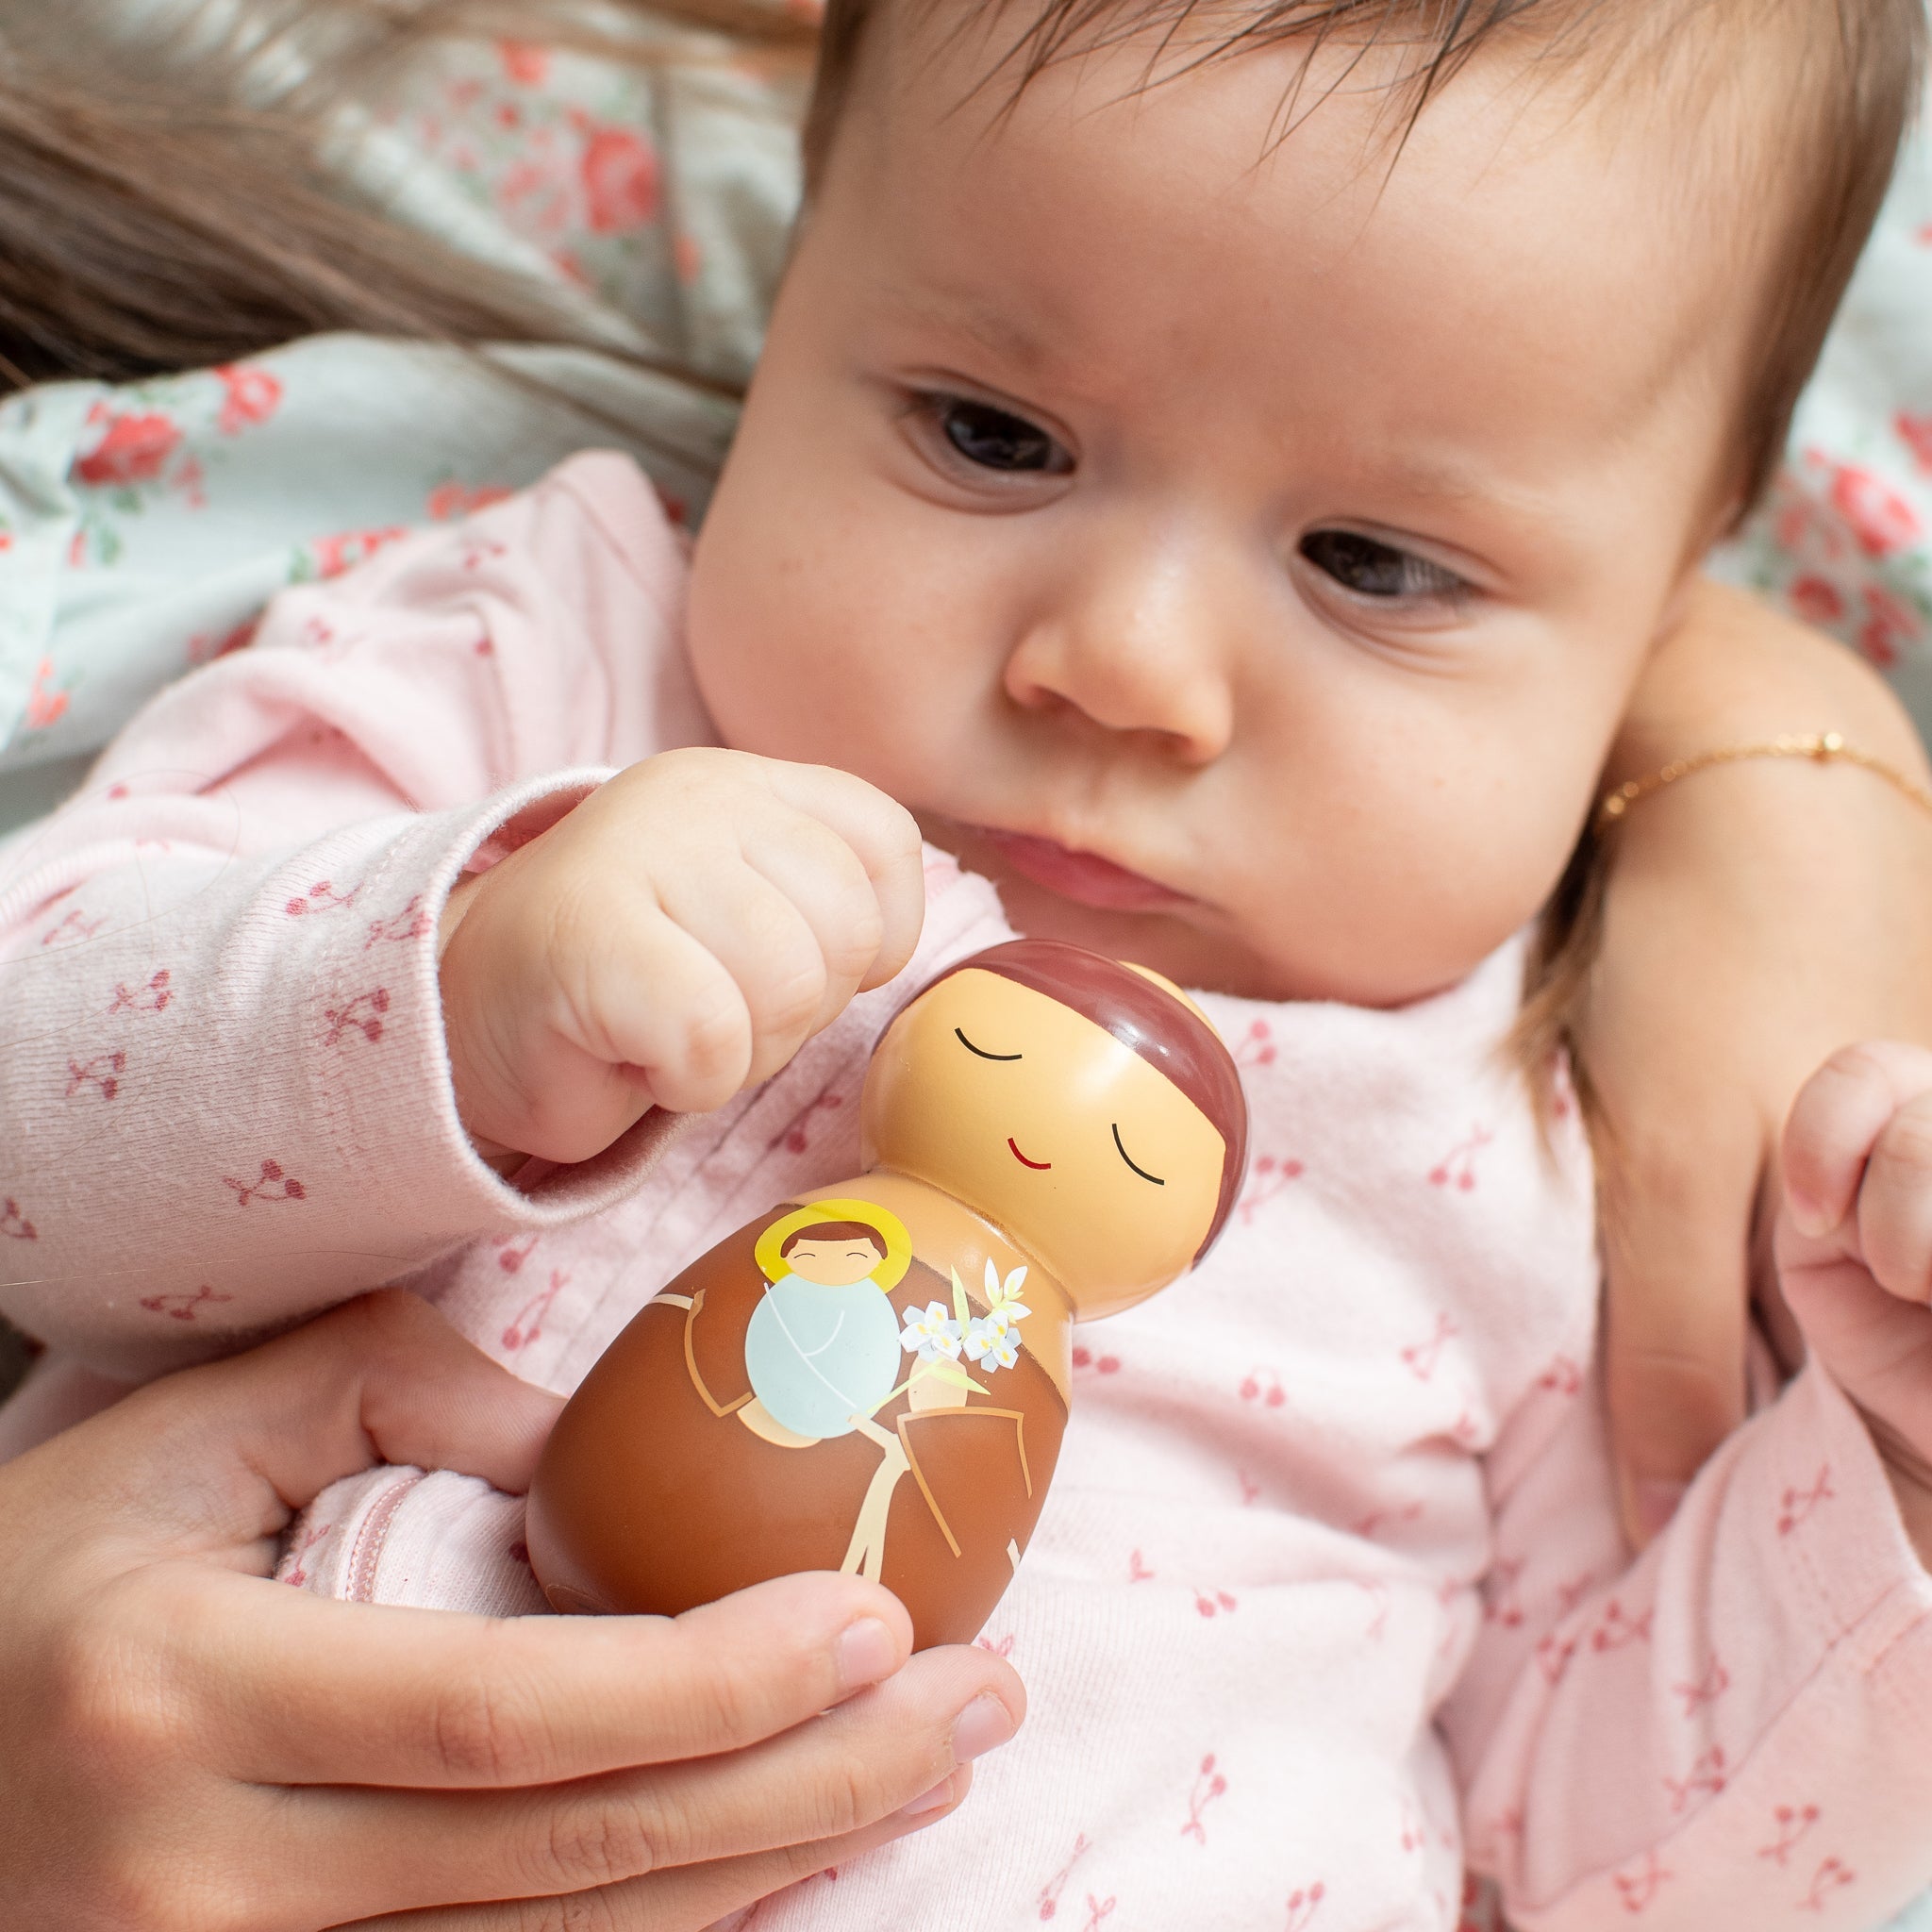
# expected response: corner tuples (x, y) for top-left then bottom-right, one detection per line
(0, 453), (702, 1381)
(1442, 1353), (1932, 1928)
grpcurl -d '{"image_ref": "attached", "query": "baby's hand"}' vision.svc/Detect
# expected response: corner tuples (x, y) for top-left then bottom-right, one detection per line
(439, 749), (924, 1163)
(1778, 1042), (1932, 1559)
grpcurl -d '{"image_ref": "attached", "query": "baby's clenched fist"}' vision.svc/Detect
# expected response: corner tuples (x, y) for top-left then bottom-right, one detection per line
(438, 750), (924, 1164)
(1777, 1041), (1932, 1559)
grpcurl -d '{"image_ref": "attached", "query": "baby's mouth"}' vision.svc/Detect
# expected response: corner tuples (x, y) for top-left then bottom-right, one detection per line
(966, 825), (1190, 913)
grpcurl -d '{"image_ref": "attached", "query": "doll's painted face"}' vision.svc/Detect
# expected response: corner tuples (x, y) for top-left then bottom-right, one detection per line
(861, 956), (1235, 1317)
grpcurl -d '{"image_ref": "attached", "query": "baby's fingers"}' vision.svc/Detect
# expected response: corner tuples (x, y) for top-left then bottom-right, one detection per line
(751, 761), (924, 992)
(1784, 1044), (1932, 1302)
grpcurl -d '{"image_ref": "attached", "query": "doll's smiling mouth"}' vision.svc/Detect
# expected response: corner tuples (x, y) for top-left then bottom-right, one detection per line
(1008, 1137), (1052, 1170)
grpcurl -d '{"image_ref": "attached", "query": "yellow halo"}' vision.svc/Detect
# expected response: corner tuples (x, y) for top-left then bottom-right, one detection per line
(754, 1197), (913, 1293)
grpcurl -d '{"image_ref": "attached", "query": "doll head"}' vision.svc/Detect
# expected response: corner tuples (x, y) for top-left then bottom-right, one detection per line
(861, 940), (1246, 1318)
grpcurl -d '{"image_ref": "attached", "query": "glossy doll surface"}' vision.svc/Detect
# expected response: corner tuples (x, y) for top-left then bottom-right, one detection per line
(525, 941), (1246, 1648)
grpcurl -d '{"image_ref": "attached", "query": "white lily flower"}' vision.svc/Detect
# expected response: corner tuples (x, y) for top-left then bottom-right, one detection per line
(963, 1314), (1022, 1371)
(900, 1300), (963, 1361)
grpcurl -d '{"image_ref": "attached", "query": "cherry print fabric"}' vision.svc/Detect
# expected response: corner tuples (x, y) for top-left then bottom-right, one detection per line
(4, 456), (1931, 1929)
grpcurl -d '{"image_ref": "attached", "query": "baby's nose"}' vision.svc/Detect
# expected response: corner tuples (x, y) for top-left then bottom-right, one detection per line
(1001, 522), (1237, 761)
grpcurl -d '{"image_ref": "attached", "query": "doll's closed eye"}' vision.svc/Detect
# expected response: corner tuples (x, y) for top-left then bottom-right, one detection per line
(956, 1026), (1023, 1061)
(1111, 1123), (1165, 1185)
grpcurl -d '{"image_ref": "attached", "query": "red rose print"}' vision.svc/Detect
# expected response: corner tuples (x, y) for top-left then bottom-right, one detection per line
(499, 39), (550, 84)
(76, 411), (182, 488)
(1826, 460), (1920, 558)
(215, 364), (284, 436)
(25, 658), (70, 731)
(308, 527), (407, 580)
(1787, 575), (1844, 626)
(1898, 410), (1932, 475)
(426, 481), (513, 522)
(581, 126), (659, 234)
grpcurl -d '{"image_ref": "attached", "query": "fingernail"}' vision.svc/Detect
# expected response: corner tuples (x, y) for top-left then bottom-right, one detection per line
(950, 1693), (1015, 1764)
(899, 1774), (959, 1818)
(1636, 1479), (1687, 1541)
(835, 1617), (898, 1691)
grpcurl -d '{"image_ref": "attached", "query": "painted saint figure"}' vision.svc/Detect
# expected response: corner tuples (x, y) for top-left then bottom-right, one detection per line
(527, 940), (1249, 1648)
(741, 1214), (907, 1445)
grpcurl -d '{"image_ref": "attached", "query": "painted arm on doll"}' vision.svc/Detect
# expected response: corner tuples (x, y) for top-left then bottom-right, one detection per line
(1582, 576), (1932, 1544)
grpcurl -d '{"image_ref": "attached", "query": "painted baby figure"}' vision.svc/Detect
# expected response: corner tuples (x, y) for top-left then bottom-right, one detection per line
(525, 939), (1246, 1649)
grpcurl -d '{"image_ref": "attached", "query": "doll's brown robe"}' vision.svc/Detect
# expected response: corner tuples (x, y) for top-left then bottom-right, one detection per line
(533, 1208), (1069, 1649)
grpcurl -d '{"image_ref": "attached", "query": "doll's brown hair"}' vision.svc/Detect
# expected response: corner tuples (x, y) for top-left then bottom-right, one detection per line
(780, 1220), (890, 1257)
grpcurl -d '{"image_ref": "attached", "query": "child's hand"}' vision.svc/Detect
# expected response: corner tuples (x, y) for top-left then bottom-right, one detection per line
(1778, 1042), (1932, 1561)
(439, 750), (924, 1163)
(1577, 580), (1932, 1545)
(0, 1292), (1022, 1932)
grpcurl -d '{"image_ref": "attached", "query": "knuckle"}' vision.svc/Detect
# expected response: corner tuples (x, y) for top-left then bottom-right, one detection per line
(679, 982), (753, 1083)
(823, 899), (886, 981)
(506, 1888), (630, 1932)
(424, 1662), (543, 1783)
(528, 1790), (675, 1894)
(1875, 1111), (1932, 1179)
(42, 1601), (178, 1774)
(816, 1748), (890, 1838)
(672, 1645), (769, 1754)
(751, 954), (829, 1041)
(84, 1828), (261, 1932)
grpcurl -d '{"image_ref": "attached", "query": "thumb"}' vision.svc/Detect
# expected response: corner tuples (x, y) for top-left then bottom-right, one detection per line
(88, 1291), (563, 1551)
(1599, 1138), (1755, 1547)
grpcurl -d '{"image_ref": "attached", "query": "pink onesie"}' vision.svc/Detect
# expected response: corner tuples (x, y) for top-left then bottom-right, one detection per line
(1, 454), (1929, 1931)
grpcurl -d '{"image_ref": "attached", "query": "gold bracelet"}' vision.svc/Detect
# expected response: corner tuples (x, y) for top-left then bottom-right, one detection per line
(1596, 732), (1932, 831)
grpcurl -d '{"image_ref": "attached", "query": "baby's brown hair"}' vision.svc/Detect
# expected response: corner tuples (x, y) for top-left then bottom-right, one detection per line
(800, 0), (1925, 520)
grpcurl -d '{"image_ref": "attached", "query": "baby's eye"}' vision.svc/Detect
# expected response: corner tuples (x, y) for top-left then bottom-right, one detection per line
(929, 396), (1072, 475)
(1299, 529), (1465, 602)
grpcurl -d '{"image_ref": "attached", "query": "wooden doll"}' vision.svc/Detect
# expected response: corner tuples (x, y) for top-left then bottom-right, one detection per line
(525, 939), (1248, 1650)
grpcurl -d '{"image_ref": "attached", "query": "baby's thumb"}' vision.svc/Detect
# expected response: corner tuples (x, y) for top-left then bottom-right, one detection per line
(1599, 1143), (1753, 1547)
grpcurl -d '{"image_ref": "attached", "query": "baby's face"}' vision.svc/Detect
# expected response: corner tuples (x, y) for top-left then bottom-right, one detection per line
(688, 13), (1753, 1003)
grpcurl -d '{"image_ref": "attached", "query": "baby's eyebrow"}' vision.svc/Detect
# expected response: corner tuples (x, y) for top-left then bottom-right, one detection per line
(888, 286), (1058, 377)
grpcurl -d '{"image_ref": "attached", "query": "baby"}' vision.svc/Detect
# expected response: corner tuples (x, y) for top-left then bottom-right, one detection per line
(4, 0), (1932, 1927)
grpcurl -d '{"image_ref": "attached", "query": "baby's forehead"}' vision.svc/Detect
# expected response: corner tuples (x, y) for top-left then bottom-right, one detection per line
(830, 0), (1829, 397)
